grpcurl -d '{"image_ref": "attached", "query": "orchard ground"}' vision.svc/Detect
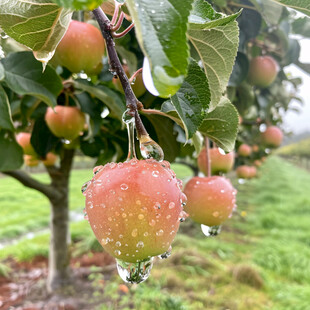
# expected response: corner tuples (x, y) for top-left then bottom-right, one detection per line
(1, 156), (310, 309)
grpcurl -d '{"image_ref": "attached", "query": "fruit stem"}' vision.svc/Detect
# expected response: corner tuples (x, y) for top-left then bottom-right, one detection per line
(112, 23), (135, 38)
(111, 11), (125, 31)
(205, 137), (211, 178)
(93, 7), (148, 138)
(129, 68), (143, 84)
(111, 3), (122, 26)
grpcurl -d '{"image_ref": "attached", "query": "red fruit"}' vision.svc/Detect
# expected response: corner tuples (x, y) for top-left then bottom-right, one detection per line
(183, 176), (237, 227)
(261, 126), (283, 148)
(238, 144), (252, 157)
(261, 156), (267, 162)
(198, 148), (234, 175)
(24, 155), (39, 167)
(83, 159), (186, 263)
(113, 65), (147, 98)
(236, 165), (251, 179)
(42, 152), (57, 166)
(45, 106), (85, 141)
(248, 56), (278, 88)
(248, 166), (257, 178)
(52, 20), (105, 75)
(254, 160), (262, 167)
(16, 133), (36, 156)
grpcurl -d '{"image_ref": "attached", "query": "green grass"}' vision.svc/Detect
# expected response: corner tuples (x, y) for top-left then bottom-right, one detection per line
(1, 157), (310, 309)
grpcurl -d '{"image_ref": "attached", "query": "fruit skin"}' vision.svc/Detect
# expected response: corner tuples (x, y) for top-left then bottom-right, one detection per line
(198, 148), (235, 175)
(261, 126), (283, 148)
(238, 144), (252, 157)
(183, 176), (236, 227)
(16, 132), (36, 156)
(24, 155), (39, 167)
(84, 159), (185, 263)
(254, 160), (262, 167)
(113, 65), (147, 98)
(45, 106), (85, 141)
(52, 20), (105, 75)
(42, 152), (57, 166)
(248, 166), (257, 178)
(248, 56), (278, 88)
(236, 165), (251, 179)
(252, 145), (259, 152)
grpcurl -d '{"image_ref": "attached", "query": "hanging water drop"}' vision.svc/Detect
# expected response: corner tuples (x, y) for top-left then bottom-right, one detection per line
(201, 224), (222, 237)
(123, 110), (137, 161)
(81, 180), (91, 195)
(83, 208), (89, 221)
(139, 135), (164, 162)
(158, 246), (172, 259)
(116, 258), (154, 284)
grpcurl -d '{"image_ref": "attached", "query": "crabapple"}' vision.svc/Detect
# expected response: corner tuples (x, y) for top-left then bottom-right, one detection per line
(83, 159), (186, 264)
(45, 106), (85, 141)
(113, 65), (147, 98)
(183, 176), (237, 227)
(238, 144), (252, 157)
(248, 56), (278, 88)
(42, 152), (57, 166)
(52, 20), (105, 75)
(248, 166), (257, 178)
(261, 126), (283, 148)
(16, 132), (36, 156)
(24, 155), (39, 167)
(198, 148), (234, 175)
(236, 165), (251, 179)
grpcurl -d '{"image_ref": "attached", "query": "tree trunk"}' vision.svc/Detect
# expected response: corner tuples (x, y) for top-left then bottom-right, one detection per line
(46, 149), (75, 293)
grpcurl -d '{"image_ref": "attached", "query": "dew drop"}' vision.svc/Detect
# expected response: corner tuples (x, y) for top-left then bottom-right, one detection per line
(81, 181), (91, 195)
(152, 170), (160, 178)
(143, 232), (149, 237)
(139, 135), (164, 162)
(116, 241), (121, 247)
(136, 241), (144, 248)
(83, 208), (89, 221)
(121, 183), (128, 190)
(116, 258), (154, 283)
(138, 214), (144, 220)
(169, 202), (175, 209)
(213, 211), (220, 217)
(201, 224), (222, 237)
(149, 219), (156, 227)
(158, 246), (172, 259)
(131, 228), (138, 237)
(93, 165), (103, 175)
(114, 250), (121, 256)
(156, 229), (164, 236)
(101, 237), (110, 245)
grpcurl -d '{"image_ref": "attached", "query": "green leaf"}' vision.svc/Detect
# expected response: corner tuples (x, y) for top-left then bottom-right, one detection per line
(73, 80), (126, 120)
(0, 0), (72, 63)
(0, 63), (4, 81)
(269, 0), (310, 17)
(199, 97), (239, 152)
(53, 0), (104, 10)
(228, 52), (249, 87)
(188, 0), (240, 109)
(292, 17), (310, 38)
(0, 131), (24, 171)
(126, 0), (193, 98)
(0, 85), (14, 131)
(168, 59), (210, 140)
(1, 52), (63, 107)
(250, 0), (283, 25)
(146, 115), (180, 163)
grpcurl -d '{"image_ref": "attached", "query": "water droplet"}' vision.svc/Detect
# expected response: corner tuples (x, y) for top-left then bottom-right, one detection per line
(116, 241), (121, 247)
(149, 219), (156, 227)
(33, 50), (55, 72)
(143, 232), (149, 237)
(87, 201), (94, 209)
(121, 183), (128, 190)
(138, 214), (144, 220)
(116, 258), (154, 283)
(136, 241), (144, 248)
(81, 181), (91, 195)
(181, 193), (187, 207)
(213, 211), (219, 217)
(101, 237), (110, 245)
(201, 224), (222, 237)
(83, 208), (89, 221)
(114, 250), (121, 256)
(158, 247), (172, 259)
(156, 229), (164, 236)
(93, 165), (103, 175)
(131, 228), (138, 237)
(169, 202), (175, 209)
(108, 217), (112, 222)
(100, 203), (106, 208)
(139, 135), (164, 162)
(152, 170), (160, 178)
(122, 213), (127, 218)
(154, 202), (161, 209)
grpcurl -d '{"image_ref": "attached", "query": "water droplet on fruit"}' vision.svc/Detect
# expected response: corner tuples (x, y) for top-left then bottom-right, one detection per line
(116, 258), (154, 284)
(109, 162), (117, 169)
(181, 193), (187, 207)
(213, 211), (219, 217)
(158, 247), (172, 259)
(152, 170), (160, 177)
(116, 241), (121, 247)
(139, 135), (164, 162)
(115, 250), (121, 256)
(131, 228), (138, 237)
(81, 181), (91, 195)
(83, 208), (89, 221)
(138, 214), (144, 220)
(136, 241), (144, 248)
(87, 201), (94, 209)
(149, 219), (156, 227)
(143, 232), (149, 237)
(201, 224), (222, 237)
(101, 237), (110, 245)
(169, 202), (175, 209)
(120, 183), (128, 190)
(156, 229), (164, 236)
(154, 202), (161, 209)
(93, 166), (103, 175)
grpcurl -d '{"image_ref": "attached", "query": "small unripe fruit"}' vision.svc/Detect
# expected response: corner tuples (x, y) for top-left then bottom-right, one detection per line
(252, 145), (259, 152)
(53, 20), (105, 75)
(238, 144), (252, 157)
(198, 148), (234, 175)
(16, 133), (36, 156)
(183, 176), (237, 227)
(113, 65), (147, 98)
(248, 166), (257, 178)
(254, 160), (262, 167)
(24, 155), (39, 167)
(45, 106), (85, 141)
(83, 159), (186, 263)
(261, 126), (283, 148)
(248, 56), (278, 88)
(236, 165), (251, 179)
(42, 152), (57, 166)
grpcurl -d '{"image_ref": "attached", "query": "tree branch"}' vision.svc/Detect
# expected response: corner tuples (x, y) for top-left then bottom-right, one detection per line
(2, 170), (58, 201)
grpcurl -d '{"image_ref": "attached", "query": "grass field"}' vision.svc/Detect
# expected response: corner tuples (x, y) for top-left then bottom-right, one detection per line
(1, 157), (310, 309)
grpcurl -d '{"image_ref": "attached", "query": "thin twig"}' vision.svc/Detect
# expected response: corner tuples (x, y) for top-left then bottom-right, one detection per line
(205, 137), (211, 178)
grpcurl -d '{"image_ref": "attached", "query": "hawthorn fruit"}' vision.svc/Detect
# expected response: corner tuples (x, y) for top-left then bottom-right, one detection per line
(16, 132), (36, 156)
(238, 144), (252, 157)
(52, 20), (105, 75)
(113, 65), (147, 98)
(83, 159), (186, 263)
(261, 126), (283, 148)
(183, 176), (237, 227)
(248, 56), (278, 88)
(45, 106), (85, 141)
(198, 148), (234, 175)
